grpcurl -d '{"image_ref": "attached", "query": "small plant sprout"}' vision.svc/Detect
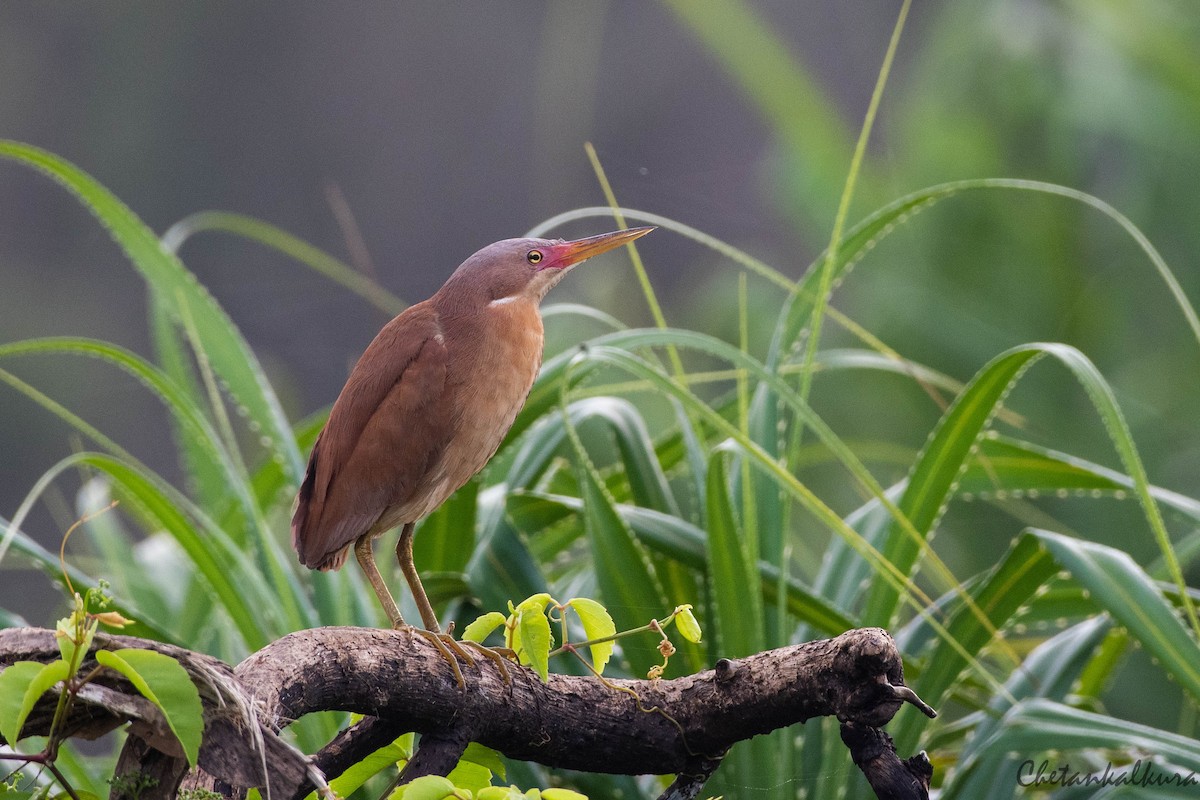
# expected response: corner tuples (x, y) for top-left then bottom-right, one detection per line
(461, 596), (702, 683)
(0, 508), (201, 800)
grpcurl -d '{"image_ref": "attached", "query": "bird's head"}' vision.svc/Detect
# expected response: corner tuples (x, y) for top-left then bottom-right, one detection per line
(439, 226), (654, 310)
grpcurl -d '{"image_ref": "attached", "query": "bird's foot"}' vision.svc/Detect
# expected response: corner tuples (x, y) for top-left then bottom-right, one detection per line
(405, 627), (472, 688)
(458, 641), (518, 685)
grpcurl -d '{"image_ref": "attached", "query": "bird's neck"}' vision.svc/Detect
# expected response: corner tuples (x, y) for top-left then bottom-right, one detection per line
(434, 292), (544, 368)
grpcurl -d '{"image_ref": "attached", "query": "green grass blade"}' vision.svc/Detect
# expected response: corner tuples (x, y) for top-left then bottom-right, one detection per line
(465, 486), (549, 615)
(413, 480), (479, 574)
(529, 207), (796, 294)
(1033, 529), (1200, 701)
(892, 532), (1058, 750)
(535, 177), (1200, 376)
(507, 491), (857, 636)
(970, 699), (1200, 774)
(505, 396), (679, 514)
(161, 210), (405, 315)
(862, 346), (1044, 625)
(812, 485), (904, 622)
(0, 140), (303, 484)
(0, 337), (262, 539)
(148, 290), (235, 522)
(1036, 345), (1200, 636)
(795, 0), (910, 443)
(566, 416), (670, 677)
(965, 435), (1200, 533)
(583, 143), (682, 379)
(944, 617), (1112, 799)
(541, 302), (626, 333)
(706, 445), (764, 657)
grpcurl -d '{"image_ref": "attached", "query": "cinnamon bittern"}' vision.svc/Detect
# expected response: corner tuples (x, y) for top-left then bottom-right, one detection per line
(292, 226), (654, 637)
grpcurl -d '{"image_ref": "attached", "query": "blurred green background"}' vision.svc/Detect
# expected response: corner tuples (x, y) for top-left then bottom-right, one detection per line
(2, 0), (1199, 729)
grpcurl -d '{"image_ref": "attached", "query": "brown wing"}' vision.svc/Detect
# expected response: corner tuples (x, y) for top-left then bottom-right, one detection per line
(292, 302), (451, 570)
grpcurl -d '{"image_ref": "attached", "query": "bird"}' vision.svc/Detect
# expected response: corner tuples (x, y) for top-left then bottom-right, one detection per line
(291, 226), (654, 649)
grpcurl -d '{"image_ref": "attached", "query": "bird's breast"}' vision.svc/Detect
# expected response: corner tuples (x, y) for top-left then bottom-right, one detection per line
(432, 299), (544, 494)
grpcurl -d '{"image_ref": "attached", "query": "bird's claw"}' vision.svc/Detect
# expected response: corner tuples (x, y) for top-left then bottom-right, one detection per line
(459, 640), (517, 685)
(407, 627), (520, 690)
(407, 628), (470, 688)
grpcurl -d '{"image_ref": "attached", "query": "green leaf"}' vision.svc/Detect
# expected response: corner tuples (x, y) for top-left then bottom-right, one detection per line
(461, 612), (507, 645)
(466, 487), (549, 615)
(566, 598), (616, 674)
(446, 759), (492, 795)
(415, 480), (479, 574)
(541, 790), (588, 800)
(0, 660), (68, 746)
(306, 733), (413, 800)
(568, 416), (669, 676)
(674, 605), (703, 644)
(512, 595), (553, 682)
(862, 346), (1043, 626)
(394, 774), (457, 800)
(54, 613), (89, 670)
(0, 141), (303, 484)
(94, 648), (203, 767)
(461, 742), (506, 781)
(1033, 530), (1200, 701)
(477, 788), (527, 800)
(893, 532), (1058, 750)
(706, 445), (764, 657)
(970, 699), (1200, 773)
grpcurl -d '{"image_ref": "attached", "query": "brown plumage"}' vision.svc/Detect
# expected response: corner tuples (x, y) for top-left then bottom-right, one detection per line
(292, 227), (653, 633)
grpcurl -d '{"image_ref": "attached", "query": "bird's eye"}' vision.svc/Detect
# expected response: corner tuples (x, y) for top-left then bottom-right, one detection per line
(526, 250), (543, 265)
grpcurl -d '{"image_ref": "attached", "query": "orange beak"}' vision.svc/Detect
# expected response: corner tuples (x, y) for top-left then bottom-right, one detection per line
(546, 226), (655, 270)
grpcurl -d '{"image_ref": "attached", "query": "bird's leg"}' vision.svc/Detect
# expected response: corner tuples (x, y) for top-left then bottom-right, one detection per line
(394, 522), (482, 688)
(396, 522), (441, 632)
(354, 533), (405, 628)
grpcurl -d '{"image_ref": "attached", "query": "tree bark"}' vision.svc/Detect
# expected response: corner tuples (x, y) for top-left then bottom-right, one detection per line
(0, 626), (934, 800)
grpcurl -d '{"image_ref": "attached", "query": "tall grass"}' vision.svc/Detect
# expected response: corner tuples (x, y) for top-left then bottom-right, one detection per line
(3, 5), (1200, 797)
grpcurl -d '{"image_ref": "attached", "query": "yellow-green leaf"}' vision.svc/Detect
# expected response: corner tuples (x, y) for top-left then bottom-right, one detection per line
(0, 660), (69, 746)
(461, 742), (506, 781)
(391, 774), (457, 800)
(567, 598), (616, 674)
(305, 732), (414, 800)
(95, 648), (203, 767)
(461, 612), (507, 645)
(674, 605), (703, 644)
(514, 602), (553, 682)
(542, 789), (589, 800)
(446, 759), (492, 795)
(477, 788), (528, 800)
